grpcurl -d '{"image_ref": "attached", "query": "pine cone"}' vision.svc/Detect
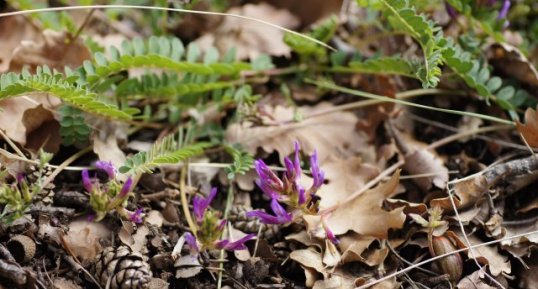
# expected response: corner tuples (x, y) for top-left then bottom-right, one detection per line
(228, 206), (280, 240)
(92, 246), (152, 289)
(26, 165), (55, 205)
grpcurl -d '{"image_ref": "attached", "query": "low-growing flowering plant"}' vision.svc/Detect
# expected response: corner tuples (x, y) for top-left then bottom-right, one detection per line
(82, 161), (143, 223)
(184, 188), (255, 254)
(247, 141), (339, 244)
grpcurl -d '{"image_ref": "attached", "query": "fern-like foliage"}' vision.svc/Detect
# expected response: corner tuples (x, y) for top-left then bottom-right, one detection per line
(59, 105), (91, 146)
(119, 133), (211, 175)
(224, 145), (254, 180)
(332, 56), (417, 78)
(78, 36), (252, 87)
(347, 0), (443, 88)
(0, 67), (132, 120)
(381, 0), (444, 88)
(116, 72), (238, 100)
(441, 40), (530, 112)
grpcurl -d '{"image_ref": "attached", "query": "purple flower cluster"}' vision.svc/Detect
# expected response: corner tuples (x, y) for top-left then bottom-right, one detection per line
(247, 141), (338, 244)
(186, 188), (255, 254)
(82, 161), (142, 223)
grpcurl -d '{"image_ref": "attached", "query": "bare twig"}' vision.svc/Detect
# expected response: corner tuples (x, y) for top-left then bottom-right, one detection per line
(0, 5), (335, 51)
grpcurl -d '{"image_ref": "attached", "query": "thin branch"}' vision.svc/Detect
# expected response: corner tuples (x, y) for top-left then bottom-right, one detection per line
(446, 183), (506, 289)
(42, 146), (92, 188)
(307, 80), (514, 125)
(0, 5), (335, 52)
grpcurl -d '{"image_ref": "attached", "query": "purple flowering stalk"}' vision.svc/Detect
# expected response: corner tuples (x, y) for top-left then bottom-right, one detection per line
(186, 188), (255, 255)
(83, 161), (141, 223)
(247, 141), (338, 244)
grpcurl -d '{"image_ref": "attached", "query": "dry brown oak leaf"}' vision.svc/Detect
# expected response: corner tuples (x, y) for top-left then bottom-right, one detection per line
(225, 102), (370, 165)
(195, 2), (299, 59)
(516, 106), (538, 148)
(9, 30), (91, 73)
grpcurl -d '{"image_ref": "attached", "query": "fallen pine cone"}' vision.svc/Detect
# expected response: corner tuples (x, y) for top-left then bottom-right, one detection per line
(91, 246), (152, 289)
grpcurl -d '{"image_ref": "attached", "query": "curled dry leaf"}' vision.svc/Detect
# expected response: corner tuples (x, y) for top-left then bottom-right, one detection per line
(488, 43), (538, 88)
(174, 254), (203, 279)
(195, 3), (299, 59)
(0, 16), (39, 73)
(312, 271), (356, 289)
(501, 216), (538, 247)
(430, 174), (488, 210)
(324, 171), (405, 238)
(63, 220), (112, 264)
(338, 233), (376, 264)
(516, 107), (538, 148)
(316, 157), (379, 209)
(462, 235), (511, 276)
(457, 270), (505, 289)
(226, 102), (369, 165)
(0, 95), (62, 153)
(9, 30), (91, 73)
(290, 248), (326, 283)
(402, 139), (448, 191)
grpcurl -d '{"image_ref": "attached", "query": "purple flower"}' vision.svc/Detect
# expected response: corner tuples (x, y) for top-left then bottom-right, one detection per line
(192, 187), (217, 223)
(255, 160), (283, 198)
(445, 2), (458, 18)
(322, 217), (339, 245)
(82, 169), (93, 192)
(325, 225), (340, 245)
(215, 234), (256, 251)
(118, 177), (133, 198)
(217, 219), (227, 232)
(310, 150), (324, 191)
(95, 161), (116, 180)
(246, 198), (293, 225)
(184, 232), (200, 254)
(498, 0), (510, 19)
(16, 173), (25, 184)
(298, 186), (306, 205)
(285, 141), (302, 181)
(129, 208), (144, 224)
(87, 213), (96, 222)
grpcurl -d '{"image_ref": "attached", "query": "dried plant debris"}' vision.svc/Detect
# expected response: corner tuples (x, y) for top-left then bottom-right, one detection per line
(1, 1), (538, 288)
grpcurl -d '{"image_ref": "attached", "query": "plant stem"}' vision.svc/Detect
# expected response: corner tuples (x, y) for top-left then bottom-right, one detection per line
(307, 79), (515, 125)
(42, 146), (92, 188)
(217, 185), (235, 289)
(180, 164), (197, 235)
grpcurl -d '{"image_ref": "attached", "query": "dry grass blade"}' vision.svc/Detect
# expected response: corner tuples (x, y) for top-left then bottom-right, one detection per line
(0, 5), (335, 52)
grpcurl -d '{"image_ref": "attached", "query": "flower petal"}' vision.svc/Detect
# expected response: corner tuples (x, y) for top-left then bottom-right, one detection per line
(95, 161), (116, 180)
(119, 177), (133, 198)
(82, 169), (93, 193)
(184, 232), (200, 254)
(129, 208), (144, 224)
(310, 150), (325, 191)
(254, 160), (283, 197)
(215, 234), (255, 251)
(192, 188), (218, 223)
(498, 0), (510, 19)
(246, 210), (282, 224)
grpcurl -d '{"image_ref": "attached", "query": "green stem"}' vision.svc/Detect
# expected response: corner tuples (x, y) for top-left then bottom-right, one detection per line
(306, 79), (514, 126)
(217, 185), (235, 289)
